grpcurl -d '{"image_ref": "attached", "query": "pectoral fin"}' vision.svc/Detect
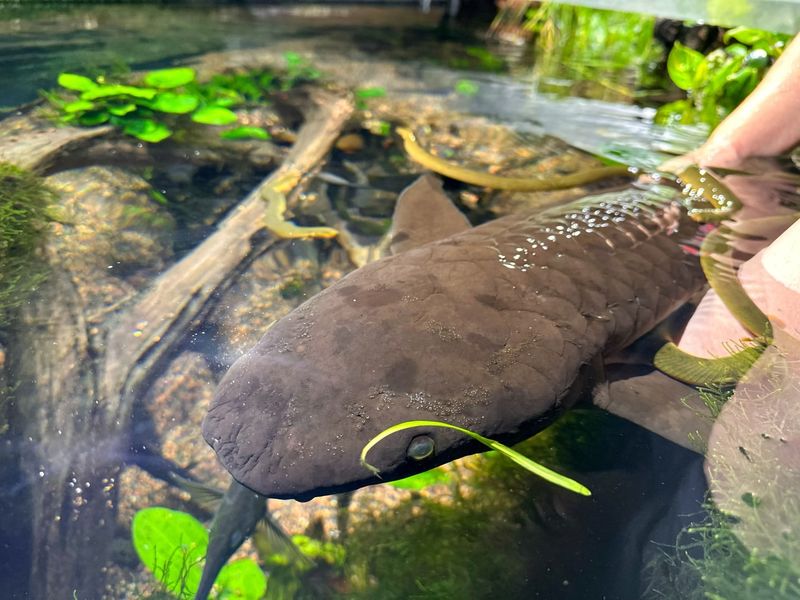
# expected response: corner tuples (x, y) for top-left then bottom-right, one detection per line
(593, 366), (712, 452)
(390, 173), (471, 254)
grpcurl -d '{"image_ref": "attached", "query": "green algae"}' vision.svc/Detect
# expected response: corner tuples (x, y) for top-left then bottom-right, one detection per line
(0, 162), (54, 328)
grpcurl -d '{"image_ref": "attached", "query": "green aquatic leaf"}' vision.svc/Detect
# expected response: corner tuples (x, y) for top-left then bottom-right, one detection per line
(143, 66), (196, 89)
(220, 126), (270, 140)
(81, 84), (157, 101)
(191, 106), (238, 126)
(355, 86), (387, 99)
(107, 103), (137, 116)
(149, 92), (199, 114)
(389, 467), (451, 491)
(283, 51), (303, 68)
(132, 507), (207, 599)
(723, 26), (768, 46)
(215, 558), (267, 600)
(667, 41), (706, 91)
(724, 66), (759, 102)
(361, 420), (591, 496)
(63, 100), (95, 113)
(77, 111), (110, 126)
(122, 118), (172, 143)
(206, 87), (244, 108)
(57, 72), (97, 92)
(454, 79), (480, 96)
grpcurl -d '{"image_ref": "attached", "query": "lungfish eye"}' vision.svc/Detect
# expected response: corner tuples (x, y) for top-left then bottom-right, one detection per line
(407, 435), (435, 460)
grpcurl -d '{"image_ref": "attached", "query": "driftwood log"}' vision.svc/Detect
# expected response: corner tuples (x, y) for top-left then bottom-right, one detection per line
(5, 90), (353, 598)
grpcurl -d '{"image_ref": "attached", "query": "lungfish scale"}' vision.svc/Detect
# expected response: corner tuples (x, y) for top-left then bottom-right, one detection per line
(203, 176), (704, 500)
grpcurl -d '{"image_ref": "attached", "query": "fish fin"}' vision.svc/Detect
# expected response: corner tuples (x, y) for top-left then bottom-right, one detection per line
(653, 340), (765, 386)
(390, 173), (471, 254)
(253, 514), (313, 568)
(592, 365), (711, 452)
(169, 472), (225, 509)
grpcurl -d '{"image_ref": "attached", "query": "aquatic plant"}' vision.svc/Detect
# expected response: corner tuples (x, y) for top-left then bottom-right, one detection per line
(46, 52), (321, 143)
(361, 419), (591, 496)
(645, 504), (800, 600)
(132, 507), (266, 599)
(657, 27), (792, 127)
(0, 162), (54, 328)
(353, 86), (386, 111)
(342, 411), (639, 599)
(388, 466), (451, 491)
(522, 2), (662, 100)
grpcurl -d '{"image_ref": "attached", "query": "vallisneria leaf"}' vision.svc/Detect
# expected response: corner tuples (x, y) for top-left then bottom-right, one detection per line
(220, 126), (270, 140)
(143, 66), (196, 89)
(57, 73), (97, 92)
(191, 106), (238, 126)
(361, 420), (591, 496)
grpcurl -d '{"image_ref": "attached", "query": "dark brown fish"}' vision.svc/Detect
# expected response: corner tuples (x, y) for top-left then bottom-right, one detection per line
(203, 174), (706, 501)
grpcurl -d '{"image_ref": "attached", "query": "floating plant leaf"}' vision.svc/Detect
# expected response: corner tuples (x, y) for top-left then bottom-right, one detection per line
(220, 126), (270, 140)
(667, 41), (706, 91)
(361, 420), (591, 496)
(63, 100), (95, 113)
(77, 111), (109, 126)
(81, 84), (157, 100)
(143, 66), (196, 89)
(107, 103), (137, 116)
(57, 72), (97, 92)
(122, 118), (172, 143)
(723, 26), (769, 46)
(389, 467), (451, 491)
(191, 106), (238, 126)
(215, 558), (267, 600)
(149, 92), (200, 114)
(132, 507), (207, 598)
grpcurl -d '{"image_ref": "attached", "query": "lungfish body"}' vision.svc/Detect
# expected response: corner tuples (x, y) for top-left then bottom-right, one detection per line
(203, 175), (705, 502)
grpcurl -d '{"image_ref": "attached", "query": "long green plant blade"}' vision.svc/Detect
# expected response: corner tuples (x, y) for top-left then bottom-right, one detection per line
(360, 420), (591, 496)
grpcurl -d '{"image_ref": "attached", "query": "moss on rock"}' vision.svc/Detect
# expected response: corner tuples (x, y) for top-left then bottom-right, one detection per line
(0, 162), (54, 328)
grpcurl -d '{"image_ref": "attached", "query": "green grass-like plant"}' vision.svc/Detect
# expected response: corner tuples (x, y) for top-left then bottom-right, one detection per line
(361, 419), (591, 496)
(132, 507), (266, 600)
(645, 505), (800, 600)
(0, 163), (54, 328)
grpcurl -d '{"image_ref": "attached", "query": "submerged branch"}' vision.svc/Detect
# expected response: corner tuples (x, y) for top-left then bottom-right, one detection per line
(103, 90), (354, 418)
(8, 89), (353, 598)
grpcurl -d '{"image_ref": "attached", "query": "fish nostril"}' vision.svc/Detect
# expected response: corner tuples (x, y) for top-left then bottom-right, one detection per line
(407, 435), (435, 460)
